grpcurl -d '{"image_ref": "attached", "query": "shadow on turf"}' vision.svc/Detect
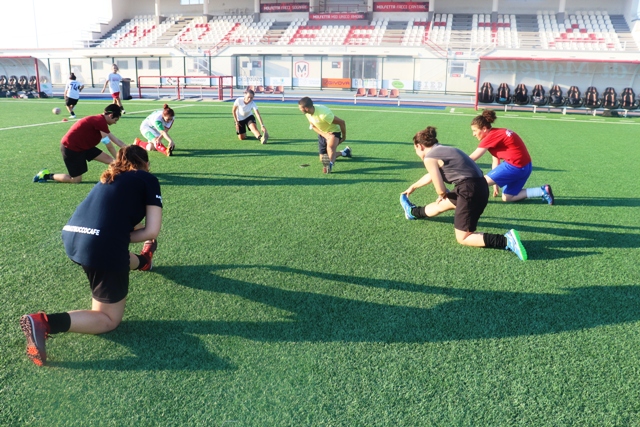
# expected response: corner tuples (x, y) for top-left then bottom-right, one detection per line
(154, 171), (404, 186)
(542, 197), (640, 207)
(480, 216), (640, 259)
(52, 264), (640, 370)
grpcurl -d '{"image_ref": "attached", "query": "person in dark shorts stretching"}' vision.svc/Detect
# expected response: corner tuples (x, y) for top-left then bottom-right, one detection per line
(298, 97), (351, 174)
(399, 126), (527, 260)
(33, 104), (127, 183)
(233, 89), (269, 144)
(20, 145), (163, 366)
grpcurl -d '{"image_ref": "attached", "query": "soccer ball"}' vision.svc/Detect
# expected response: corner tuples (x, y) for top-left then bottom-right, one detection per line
(52, 107), (61, 115)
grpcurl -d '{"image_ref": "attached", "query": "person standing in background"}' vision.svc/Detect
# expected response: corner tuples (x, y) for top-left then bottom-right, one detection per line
(63, 73), (84, 119)
(101, 64), (125, 114)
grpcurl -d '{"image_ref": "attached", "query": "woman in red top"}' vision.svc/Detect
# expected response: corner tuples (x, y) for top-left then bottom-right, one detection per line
(468, 110), (554, 205)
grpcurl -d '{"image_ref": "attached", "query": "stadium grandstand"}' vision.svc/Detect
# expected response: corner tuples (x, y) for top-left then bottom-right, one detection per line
(1, 0), (639, 112)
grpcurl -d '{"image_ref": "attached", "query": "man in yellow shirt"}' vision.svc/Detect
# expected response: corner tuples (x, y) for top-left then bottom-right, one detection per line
(298, 97), (351, 173)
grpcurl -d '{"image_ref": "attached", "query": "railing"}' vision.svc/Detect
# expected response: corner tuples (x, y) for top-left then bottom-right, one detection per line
(137, 75), (234, 100)
(320, 3), (367, 13)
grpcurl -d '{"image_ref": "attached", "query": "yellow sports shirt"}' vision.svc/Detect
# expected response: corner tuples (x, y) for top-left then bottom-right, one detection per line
(305, 105), (340, 133)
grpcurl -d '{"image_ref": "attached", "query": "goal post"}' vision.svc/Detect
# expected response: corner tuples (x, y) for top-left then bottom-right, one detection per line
(137, 75), (234, 100)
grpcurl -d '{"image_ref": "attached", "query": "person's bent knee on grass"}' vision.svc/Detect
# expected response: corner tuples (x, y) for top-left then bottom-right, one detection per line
(33, 104), (126, 184)
(135, 104), (176, 156)
(399, 126), (528, 261)
(21, 145), (163, 366)
(298, 96), (351, 174)
(233, 89), (269, 144)
(468, 109), (555, 205)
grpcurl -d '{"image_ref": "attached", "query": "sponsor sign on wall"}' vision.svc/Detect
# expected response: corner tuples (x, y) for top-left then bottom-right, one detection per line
(237, 76), (264, 86)
(373, 2), (428, 11)
(293, 77), (321, 86)
(261, 3), (309, 12)
(322, 78), (351, 88)
(309, 13), (366, 20)
(413, 80), (445, 91)
(268, 77), (292, 86)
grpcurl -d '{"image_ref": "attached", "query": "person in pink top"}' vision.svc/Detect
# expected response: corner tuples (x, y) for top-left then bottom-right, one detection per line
(468, 110), (554, 205)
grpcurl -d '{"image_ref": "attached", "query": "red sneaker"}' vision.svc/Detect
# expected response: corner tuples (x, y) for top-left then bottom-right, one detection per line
(155, 142), (169, 157)
(20, 312), (50, 366)
(139, 239), (157, 271)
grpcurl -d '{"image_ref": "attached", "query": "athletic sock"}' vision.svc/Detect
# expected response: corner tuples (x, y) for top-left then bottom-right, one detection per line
(45, 173), (55, 180)
(411, 206), (429, 219)
(526, 187), (544, 198)
(483, 233), (508, 249)
(47, 312), (71, 334)
(136, 254), (149, 270)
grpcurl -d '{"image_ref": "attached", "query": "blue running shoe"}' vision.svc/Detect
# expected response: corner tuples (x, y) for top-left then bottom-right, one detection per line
(33, 169), (49, 183)
(541, 184), (554, 205)
(505, 229), (527, 261)
(343, 146), (352, 158)
(400, 194), (417, 220)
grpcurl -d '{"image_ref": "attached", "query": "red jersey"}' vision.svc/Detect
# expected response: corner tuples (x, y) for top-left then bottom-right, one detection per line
(478, 128), (531, 167)
(61, 115), (110, 152)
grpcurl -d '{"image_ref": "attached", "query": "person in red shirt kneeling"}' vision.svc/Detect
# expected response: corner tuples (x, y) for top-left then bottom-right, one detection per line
(468, 110), (554, 205)
(33, 104), (128, 184)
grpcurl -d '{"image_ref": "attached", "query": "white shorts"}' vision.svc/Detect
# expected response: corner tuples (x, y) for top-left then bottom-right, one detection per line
(140, 123), (160, 141)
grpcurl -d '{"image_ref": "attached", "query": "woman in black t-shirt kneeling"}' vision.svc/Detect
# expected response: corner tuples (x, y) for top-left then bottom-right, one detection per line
(20, 145), (163, 366)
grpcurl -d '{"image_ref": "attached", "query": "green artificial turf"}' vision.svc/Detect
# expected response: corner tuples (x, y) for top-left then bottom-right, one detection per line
(1, 98), (639, 426)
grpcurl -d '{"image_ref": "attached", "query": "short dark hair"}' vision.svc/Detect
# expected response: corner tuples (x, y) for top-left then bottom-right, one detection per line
(298, 97), (313, 108)
(69, 73), (76, 80)
(244, 89), (255, 97)
(104, 103), (122, 118)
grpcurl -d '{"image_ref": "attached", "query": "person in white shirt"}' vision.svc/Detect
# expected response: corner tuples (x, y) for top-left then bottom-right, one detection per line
(134, 104), (176, 156)
(232, 89), (268, 144)
(100, 64), (125, 114)
(63, 73), (84, 119)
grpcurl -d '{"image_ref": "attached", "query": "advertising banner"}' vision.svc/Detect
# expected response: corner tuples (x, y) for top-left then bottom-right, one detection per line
(413, 80), (445, 91)
(322, 78), (351, 88)
(261, 3), (310, 12)
(382, 79), (412, 90)
(373, 2), (428, 12)
(237, 76), (264, 86)
(268, 77), (292, 86)
(310, 13), (366, 20)
(293, 77), (321, 86)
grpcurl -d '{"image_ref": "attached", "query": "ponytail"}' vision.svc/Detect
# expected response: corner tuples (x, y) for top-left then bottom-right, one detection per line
(413, 126), (439, 148)
(101, 145), (149, 184)
(471, 109), (497, 129)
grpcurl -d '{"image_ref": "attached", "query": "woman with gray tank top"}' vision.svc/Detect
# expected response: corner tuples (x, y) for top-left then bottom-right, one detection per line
(399, 126), (527, 261)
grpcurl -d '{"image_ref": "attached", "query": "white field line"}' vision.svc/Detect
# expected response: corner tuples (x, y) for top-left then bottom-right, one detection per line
(189, 103), (640, 126)
(0, 104), (196, 132)
(2, 102), (638, 131)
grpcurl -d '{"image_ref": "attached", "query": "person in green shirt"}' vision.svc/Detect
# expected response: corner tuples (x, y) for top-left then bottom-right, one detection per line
(298, 97), (351, 173)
